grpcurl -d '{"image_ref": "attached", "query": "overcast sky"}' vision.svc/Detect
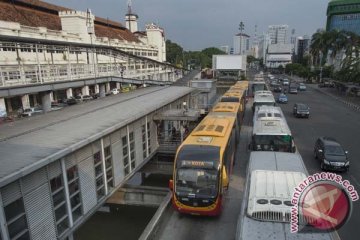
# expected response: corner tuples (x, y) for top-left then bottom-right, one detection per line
(47, 0), (329, 51)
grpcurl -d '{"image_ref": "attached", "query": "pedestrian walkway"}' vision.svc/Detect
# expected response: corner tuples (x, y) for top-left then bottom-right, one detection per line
(287, 74), (360, 112)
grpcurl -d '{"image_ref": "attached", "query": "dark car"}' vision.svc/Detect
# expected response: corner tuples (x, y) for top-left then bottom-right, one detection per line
(314, 137), (349, 171)
(272, 84), (282, 92)
(65, 97), (77, 105)
(289, 84), (298, 94)
(293, 103), (310, 118)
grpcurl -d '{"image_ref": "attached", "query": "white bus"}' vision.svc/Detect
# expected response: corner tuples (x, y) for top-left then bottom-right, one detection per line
(253, 105), (285, 124)
(236, 151), (339, 240)
(250, 81), (268, 97)
(252, 91), (276, 111)
(250, 117), (296, 152)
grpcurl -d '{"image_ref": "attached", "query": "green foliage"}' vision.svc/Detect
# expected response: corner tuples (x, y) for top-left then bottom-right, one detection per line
(310, 30), (360, 83)
(166, 40), (183, 66)
(247, 55), (256, 64)
(166, 40), (225, 69)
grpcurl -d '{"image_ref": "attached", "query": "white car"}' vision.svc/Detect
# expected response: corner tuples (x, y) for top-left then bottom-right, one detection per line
(0, 108), (7, 118)
(21, 107), (43, 117)
(111, 89), (120, 95)
(298, 83), (307, 91)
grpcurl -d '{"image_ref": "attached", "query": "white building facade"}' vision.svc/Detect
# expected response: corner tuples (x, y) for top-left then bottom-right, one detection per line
(233, 33), (250, 55)
(265, 44), (292, 68)
(0, 0), (177, 116)
(258, 33), (272, 64)
(268, 25), (289, 44)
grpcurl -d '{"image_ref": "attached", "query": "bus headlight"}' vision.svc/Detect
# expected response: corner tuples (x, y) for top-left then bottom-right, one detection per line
(345, 161), (350, 166)
(324, 159), (330, 165)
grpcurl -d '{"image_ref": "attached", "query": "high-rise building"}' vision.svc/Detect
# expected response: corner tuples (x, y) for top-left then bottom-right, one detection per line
(233, 33), (250, 55)
(327, 0), (360, 35)
(258, 33), (271, 64)
(295, 36), (311, 63)
(268, 25), (289, 44)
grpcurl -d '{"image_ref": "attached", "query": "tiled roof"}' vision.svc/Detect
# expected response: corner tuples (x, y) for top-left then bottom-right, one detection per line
(0, 0), (139, 42)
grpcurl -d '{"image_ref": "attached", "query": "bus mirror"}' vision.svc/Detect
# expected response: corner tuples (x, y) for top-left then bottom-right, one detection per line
(222, 167), (229, 190)
(169, 179), (174, 191)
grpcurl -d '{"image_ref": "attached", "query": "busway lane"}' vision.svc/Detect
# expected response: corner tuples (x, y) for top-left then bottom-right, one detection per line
(153, 101), (254, 240)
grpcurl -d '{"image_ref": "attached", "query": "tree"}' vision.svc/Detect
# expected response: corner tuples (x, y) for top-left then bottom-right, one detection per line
(278, 65), (284, 73)
(166, 40), (183, 65)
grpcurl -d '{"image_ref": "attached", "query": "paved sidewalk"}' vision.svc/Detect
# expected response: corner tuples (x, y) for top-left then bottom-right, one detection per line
(287, 74), (360, 112)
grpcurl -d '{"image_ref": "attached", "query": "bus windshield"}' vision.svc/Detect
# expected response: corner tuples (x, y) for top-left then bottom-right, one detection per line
(253, 135), (292, 152)
(176, 168), (218, 197)
(175, 145), (220, 198)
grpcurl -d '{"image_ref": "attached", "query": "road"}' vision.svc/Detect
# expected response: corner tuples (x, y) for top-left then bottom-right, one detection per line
(153, 75), (360, 240)
(275, 83), (360, 240)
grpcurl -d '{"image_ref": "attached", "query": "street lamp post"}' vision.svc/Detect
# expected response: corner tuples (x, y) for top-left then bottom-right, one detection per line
(320, 66), (323, 83)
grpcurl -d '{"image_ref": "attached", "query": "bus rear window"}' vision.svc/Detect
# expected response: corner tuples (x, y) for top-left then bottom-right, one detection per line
(253, 135), (292, 152)
(221, 97), (239, 103)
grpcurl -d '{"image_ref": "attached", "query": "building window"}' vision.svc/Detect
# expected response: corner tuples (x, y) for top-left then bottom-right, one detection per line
(2, 43), (16, 52)
(129, 132), (136, 170)
(147, 122), (151, 154)
(94, 152), (105, 201)
(50, 175), (69, 236)
(4, 197), (30, 240)
(66, 166), (82, 223)
(122, 136), (130, 175)
(142, 125), (147, 158)
(104, 146), (114, 190)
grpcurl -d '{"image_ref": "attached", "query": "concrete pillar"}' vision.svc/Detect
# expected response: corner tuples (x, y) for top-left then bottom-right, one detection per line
(0, 98), (6, 112)
(50, 92), (54, 102)
(82, 85), (90, 96)
(116, 82), (120, 89)
(5, 99), (12, 112)
(41, 92), (51, 113)
(99, 84), (106, 98)
(66, 88), (73, 98)
(21, 94), (30, 109)
(105, 82), (111, 92)
(33, 95), (39, 106)
(95, 84), (100, 94)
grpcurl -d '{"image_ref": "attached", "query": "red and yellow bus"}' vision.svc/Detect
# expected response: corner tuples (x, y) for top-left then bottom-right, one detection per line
(220, 90), (246, 120)
(210, 102), (241, 143)
(169, 114), (237, 216)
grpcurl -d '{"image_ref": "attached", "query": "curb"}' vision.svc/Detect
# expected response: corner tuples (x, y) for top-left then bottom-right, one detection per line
(312, 86), (360, 112)
(139, 192), (171, 240)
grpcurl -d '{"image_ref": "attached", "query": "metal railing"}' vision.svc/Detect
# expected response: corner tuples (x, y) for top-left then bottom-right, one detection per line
(0, 63), (176, 87)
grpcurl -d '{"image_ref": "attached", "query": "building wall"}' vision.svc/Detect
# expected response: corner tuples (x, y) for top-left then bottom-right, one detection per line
(233, 35), (250, 55)
(326, 0), (360, 35)
(0, 93), (190, 240)
(268, 25), (289, 44)
(145, 23), (166, 62)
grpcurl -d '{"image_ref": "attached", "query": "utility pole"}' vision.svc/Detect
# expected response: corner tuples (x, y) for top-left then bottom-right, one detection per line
(239, 21), (245, 55)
